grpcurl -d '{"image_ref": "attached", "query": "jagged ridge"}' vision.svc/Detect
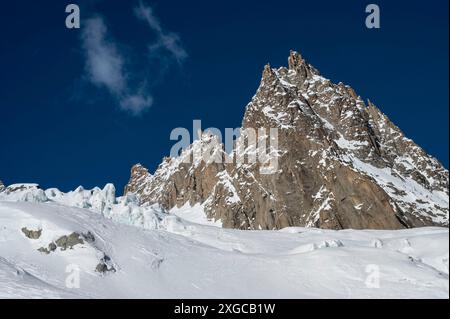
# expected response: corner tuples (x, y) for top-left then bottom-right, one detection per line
(124, 51), (449, 230)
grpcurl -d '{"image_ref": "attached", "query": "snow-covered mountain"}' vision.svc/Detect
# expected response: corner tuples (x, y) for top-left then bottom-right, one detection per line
(0, 184), (448, 298)
(125, 51), (449, 230)
(1, 51), (448, 298)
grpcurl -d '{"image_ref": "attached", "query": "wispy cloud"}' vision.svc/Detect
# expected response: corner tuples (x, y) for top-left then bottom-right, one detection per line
(134, 1), (188, 63)
(82, 17), (126, 95)
(120, 94), (154, 114)
(81, 2), (187, 115)
(82, 17), (153, 115)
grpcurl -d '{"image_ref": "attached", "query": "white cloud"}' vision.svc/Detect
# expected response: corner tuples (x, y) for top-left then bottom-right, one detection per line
(120, 94), (154, 115)
(134, 2), (188, 63)
(82, 17), (126, 94)
(81, 3), (186, 115)
(82, 16), (153, 115)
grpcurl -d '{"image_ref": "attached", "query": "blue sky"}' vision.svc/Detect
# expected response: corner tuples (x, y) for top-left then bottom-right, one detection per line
(0, 0), (448, 192)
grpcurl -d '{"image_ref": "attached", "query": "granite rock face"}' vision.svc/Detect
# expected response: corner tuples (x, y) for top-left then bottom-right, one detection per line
(124, 51), (449, 230)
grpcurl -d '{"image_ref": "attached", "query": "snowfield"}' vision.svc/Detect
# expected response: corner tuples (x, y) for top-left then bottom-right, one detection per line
(0, 185), (448, 299)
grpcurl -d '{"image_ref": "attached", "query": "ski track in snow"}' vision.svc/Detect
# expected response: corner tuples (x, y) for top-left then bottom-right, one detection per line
(0, 199), (448, 299)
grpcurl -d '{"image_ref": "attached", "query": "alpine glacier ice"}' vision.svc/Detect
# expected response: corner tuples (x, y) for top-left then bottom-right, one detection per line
(0, 183), (448, 298)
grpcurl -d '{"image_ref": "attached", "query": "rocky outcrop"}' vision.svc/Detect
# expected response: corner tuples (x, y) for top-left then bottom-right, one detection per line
(124, 134), (228, 210)
(37, 232), (85, 254)
(55, 232), (84, 250)
(21, 227), (42, 239)
(38, 243), (57, 254)
(95, 254), (116, 274)
(0, 180), (4, 192)
(124, 51), (449, 230)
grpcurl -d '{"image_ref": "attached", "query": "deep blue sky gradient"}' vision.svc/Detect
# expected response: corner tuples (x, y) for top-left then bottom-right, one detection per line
(0, 0), (448, 192)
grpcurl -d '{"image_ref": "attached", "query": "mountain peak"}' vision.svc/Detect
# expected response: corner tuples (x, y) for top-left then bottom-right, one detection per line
(125, 51), (449, 230)
(262, 63), (275, 81)
(288, 50), (304, 69)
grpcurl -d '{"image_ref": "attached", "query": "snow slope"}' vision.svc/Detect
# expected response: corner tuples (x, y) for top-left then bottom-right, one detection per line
(0, 195), (448, 298)
(170, 202), (222, 227)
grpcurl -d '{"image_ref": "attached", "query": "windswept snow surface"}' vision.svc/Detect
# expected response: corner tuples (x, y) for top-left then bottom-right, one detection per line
(0, 185), (448, 298)
(0, 203), (448, 299)
(170, 203), (222, 227)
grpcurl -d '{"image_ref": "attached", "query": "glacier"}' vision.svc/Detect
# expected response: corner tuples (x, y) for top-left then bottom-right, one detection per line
(0, 183), (448, 298)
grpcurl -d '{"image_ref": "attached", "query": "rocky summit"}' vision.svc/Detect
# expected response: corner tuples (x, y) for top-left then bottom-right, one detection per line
(124, 51), (449, 230)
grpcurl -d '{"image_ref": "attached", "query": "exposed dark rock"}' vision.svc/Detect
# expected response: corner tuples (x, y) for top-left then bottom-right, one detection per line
(95, 263), (108, 273)
(124, 50), (449, 230)
(37, 247), (50, 254)
(55, 232), (84, 250)
(95, 254), (116, 274)
(21, 227), (42, 239)
(48, 242), (57, 251)
(82, 231), (95, 243)
(37, 242), (56, 254)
